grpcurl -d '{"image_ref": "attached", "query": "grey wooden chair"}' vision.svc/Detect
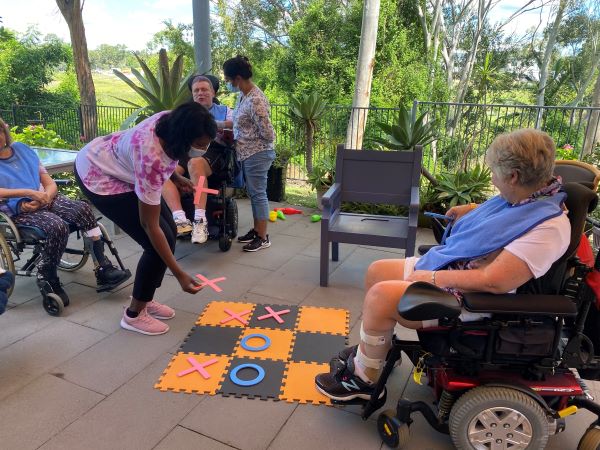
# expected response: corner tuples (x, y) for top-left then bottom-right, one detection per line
(319, 144), (423, 286)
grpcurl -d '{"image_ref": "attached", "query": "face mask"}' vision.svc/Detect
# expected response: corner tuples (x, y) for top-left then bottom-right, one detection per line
(227, 81), (240, 93)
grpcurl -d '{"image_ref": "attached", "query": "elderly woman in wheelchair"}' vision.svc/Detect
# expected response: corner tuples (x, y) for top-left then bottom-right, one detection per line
(316, 129), (600, 449)
(0, 118), (129, 314)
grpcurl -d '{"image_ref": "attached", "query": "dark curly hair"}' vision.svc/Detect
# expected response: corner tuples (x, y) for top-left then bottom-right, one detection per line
(223, 55), (252, 80)
(154, 102), (217, 160)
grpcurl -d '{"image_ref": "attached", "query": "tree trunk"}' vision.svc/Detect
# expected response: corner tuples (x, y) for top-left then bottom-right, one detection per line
(56, 0), (97, 141)
(345, 0), (380, 150)
(536, 0), (568, 125)
(583, 70), (600, 157)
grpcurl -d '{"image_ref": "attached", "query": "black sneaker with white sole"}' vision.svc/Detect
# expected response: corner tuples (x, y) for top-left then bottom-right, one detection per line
(238, 228), (258, 243)
(315, 356), (385, 402)
(243, 235), (271, 252)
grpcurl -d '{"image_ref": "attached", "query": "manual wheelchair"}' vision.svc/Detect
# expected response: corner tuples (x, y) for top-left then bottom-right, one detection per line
(0, 194), (130, 316)
(347, 182), (600, 449)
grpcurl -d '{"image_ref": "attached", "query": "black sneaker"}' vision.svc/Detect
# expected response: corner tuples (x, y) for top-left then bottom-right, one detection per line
(329, 345), (358, 371)
(315, 356), (385, 401)
(95, 263), (131, 292)
(243, 235), (271, 252)
(238, 228), (258, 243)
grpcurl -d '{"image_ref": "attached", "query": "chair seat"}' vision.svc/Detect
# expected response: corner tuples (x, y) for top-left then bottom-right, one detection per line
(462, 292), (577, 316)
(329, 213), (408, 246)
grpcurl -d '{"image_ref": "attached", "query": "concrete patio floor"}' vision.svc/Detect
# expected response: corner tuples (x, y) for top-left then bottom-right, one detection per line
(0, 198), (597, 450)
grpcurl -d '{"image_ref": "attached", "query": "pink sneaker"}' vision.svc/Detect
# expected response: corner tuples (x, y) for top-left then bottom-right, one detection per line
(146, 300), (175, 320)
(120, 309), (169, 335)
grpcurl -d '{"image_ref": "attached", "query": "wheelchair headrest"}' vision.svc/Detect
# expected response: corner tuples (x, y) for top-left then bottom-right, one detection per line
(398, 282), (461, 321)
(562, 182), (598, 262)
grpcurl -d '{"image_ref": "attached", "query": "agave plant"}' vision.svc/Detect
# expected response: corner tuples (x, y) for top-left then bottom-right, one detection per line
(372, 105), (438, 150)
(289, 92), (327, 174)
(433, 164), (492, 208)
(113, 48), (192, 130)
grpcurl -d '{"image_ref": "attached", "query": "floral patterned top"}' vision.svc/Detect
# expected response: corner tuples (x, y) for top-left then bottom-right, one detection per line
(233, 86), (275, 161)
(75, 111), (177, 205)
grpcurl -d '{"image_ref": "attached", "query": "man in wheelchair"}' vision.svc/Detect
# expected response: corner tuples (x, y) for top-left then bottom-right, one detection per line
(162, 75), (234, 244)
(0, 118), (129, 305)
(316, 129), (571, 402)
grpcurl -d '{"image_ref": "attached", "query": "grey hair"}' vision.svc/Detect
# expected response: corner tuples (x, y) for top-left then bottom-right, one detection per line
(485, 128), (556, 188)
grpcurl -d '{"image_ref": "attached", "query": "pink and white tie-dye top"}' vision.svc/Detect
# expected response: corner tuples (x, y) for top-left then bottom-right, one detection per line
(75, 111), (177, 205)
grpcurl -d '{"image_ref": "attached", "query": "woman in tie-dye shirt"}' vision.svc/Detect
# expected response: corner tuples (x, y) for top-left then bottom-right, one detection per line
(75, 102), (217, 336)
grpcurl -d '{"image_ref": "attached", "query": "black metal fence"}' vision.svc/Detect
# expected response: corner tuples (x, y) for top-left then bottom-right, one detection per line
(2, 101), (599, 181)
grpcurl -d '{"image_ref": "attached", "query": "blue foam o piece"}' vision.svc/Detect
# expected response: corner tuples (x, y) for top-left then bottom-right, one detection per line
(240, 333), (271, 352)
(229, 363), (265, 386)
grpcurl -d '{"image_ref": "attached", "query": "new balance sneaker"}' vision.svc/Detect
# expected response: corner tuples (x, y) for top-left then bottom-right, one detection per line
(243, 235), (271, 252)
(120, 308), (169, 335)
(329, 345), (358, 371)
(315, 356), (385, 401)
(191, 219), (208, 244)
(145, 300), (175, 320)
(175, 218), (193, 237)
(237, 228), (258, 243)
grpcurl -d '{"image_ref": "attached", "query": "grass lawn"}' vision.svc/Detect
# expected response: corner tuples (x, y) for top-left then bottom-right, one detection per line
(285, 181), (317, 209)
(93, 72), (143, 107)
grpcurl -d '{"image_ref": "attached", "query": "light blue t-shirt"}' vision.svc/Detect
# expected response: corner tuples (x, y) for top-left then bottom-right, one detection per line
(0, 142), (42, 216)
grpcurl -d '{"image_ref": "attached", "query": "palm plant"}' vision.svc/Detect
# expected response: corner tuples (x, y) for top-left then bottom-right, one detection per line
(372, 105), (438, 150)
(113, 49), (191, 129)
(289, 92), (327, 174)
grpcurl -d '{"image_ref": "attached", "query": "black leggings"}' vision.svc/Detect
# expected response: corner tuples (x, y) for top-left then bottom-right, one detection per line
(75, 168), (176, 302)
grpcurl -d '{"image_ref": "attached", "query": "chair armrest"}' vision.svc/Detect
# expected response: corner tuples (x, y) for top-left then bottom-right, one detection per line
(462, 292), (577, 316)
(408, 185), (419, 227)
(321, 183), (341, 219)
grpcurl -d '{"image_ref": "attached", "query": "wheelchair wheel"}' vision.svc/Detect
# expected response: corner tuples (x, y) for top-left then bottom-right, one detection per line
(58, 222), (110, 272)
(578, 426), (600, 450)
(449, 386), (549, 450)
(0, 233), (15, 298)
(226, 198), (238, 238)
(219, 235), (232, 252)
(42, 293), (64, 316)
(377, 410), (410, 449)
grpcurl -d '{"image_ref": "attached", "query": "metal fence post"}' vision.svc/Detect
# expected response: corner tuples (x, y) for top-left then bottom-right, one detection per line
(77, 105), (85, 141)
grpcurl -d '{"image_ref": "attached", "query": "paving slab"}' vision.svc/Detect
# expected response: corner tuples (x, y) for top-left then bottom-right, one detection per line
(0, 374), (103, 450)
(39, 354), (204, 450)
(154, 426), (236, 450)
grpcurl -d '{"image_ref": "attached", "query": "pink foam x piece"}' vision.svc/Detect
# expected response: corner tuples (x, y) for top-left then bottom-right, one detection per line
(193, 175), (220, 205)
(220, 308), (252, 325)
(177, 356), (219, 379)
(257, 306), (291, 324)
(195, 273), (226, 293)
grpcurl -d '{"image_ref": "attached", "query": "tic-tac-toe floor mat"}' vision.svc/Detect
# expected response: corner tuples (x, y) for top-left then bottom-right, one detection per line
(155, 301), (349, 405)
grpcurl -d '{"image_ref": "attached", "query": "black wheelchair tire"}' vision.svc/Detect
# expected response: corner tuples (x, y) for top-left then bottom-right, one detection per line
(226, 198), (238, 238)
(377, 410), (410, 449)
(219, 235), (232, 252)
(43, 293), (64, 316)
(0, 233), (15, 298)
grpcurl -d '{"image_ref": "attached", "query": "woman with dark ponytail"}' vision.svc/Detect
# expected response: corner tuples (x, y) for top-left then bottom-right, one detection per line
(75, 102), (217, 335)
(223, 55), (276, 252)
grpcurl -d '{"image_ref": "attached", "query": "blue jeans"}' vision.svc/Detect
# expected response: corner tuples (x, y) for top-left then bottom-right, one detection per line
(242, 149), (275, 221)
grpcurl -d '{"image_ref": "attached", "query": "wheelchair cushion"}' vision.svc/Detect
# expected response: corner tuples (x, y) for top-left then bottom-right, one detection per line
(462, 292), (577, 316)
(16, 225), (47, 242)
(398, 281), (461, 321)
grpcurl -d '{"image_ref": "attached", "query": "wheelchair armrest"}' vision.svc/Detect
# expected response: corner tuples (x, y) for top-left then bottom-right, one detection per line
(398, 281), (461, 321)
(462, 292), (577, 316)
(55, 179), (75, 186)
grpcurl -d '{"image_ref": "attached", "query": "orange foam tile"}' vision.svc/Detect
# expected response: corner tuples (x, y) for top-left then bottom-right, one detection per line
(155, 352), (231, 394)
(196, 301), (256, 328)
(280, 362), (331, 405)
(233, 328), (295, 361)
(296, 306), (349, 335)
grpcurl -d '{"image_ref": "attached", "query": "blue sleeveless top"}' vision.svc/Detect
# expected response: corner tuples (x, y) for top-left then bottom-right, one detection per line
(0, 142), (41, 216)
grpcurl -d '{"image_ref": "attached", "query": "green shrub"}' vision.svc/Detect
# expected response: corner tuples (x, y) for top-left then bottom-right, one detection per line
(10, 125), (71, 149)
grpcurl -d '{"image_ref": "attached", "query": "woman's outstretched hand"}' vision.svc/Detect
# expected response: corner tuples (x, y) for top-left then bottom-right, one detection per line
(176, 271), (204, 294)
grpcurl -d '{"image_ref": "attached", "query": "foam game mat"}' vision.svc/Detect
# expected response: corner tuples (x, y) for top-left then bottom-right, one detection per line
(155, 301), (349, 405)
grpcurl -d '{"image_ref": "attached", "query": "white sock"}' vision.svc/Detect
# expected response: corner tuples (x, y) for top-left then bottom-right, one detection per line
(194, 209), (206, 222)
(172, 210), (186, 221)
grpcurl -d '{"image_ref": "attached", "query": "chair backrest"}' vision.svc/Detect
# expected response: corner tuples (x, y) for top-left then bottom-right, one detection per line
(334, 144), (422, 206)
(517, 182), (598, 294)
(554, 160), (600, 191)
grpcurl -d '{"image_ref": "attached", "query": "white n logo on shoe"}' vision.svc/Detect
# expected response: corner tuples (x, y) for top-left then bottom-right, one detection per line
(341, 378), (361, 392)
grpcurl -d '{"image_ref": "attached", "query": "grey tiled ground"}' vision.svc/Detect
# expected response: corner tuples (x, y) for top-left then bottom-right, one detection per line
(0, 198), (595, 449)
